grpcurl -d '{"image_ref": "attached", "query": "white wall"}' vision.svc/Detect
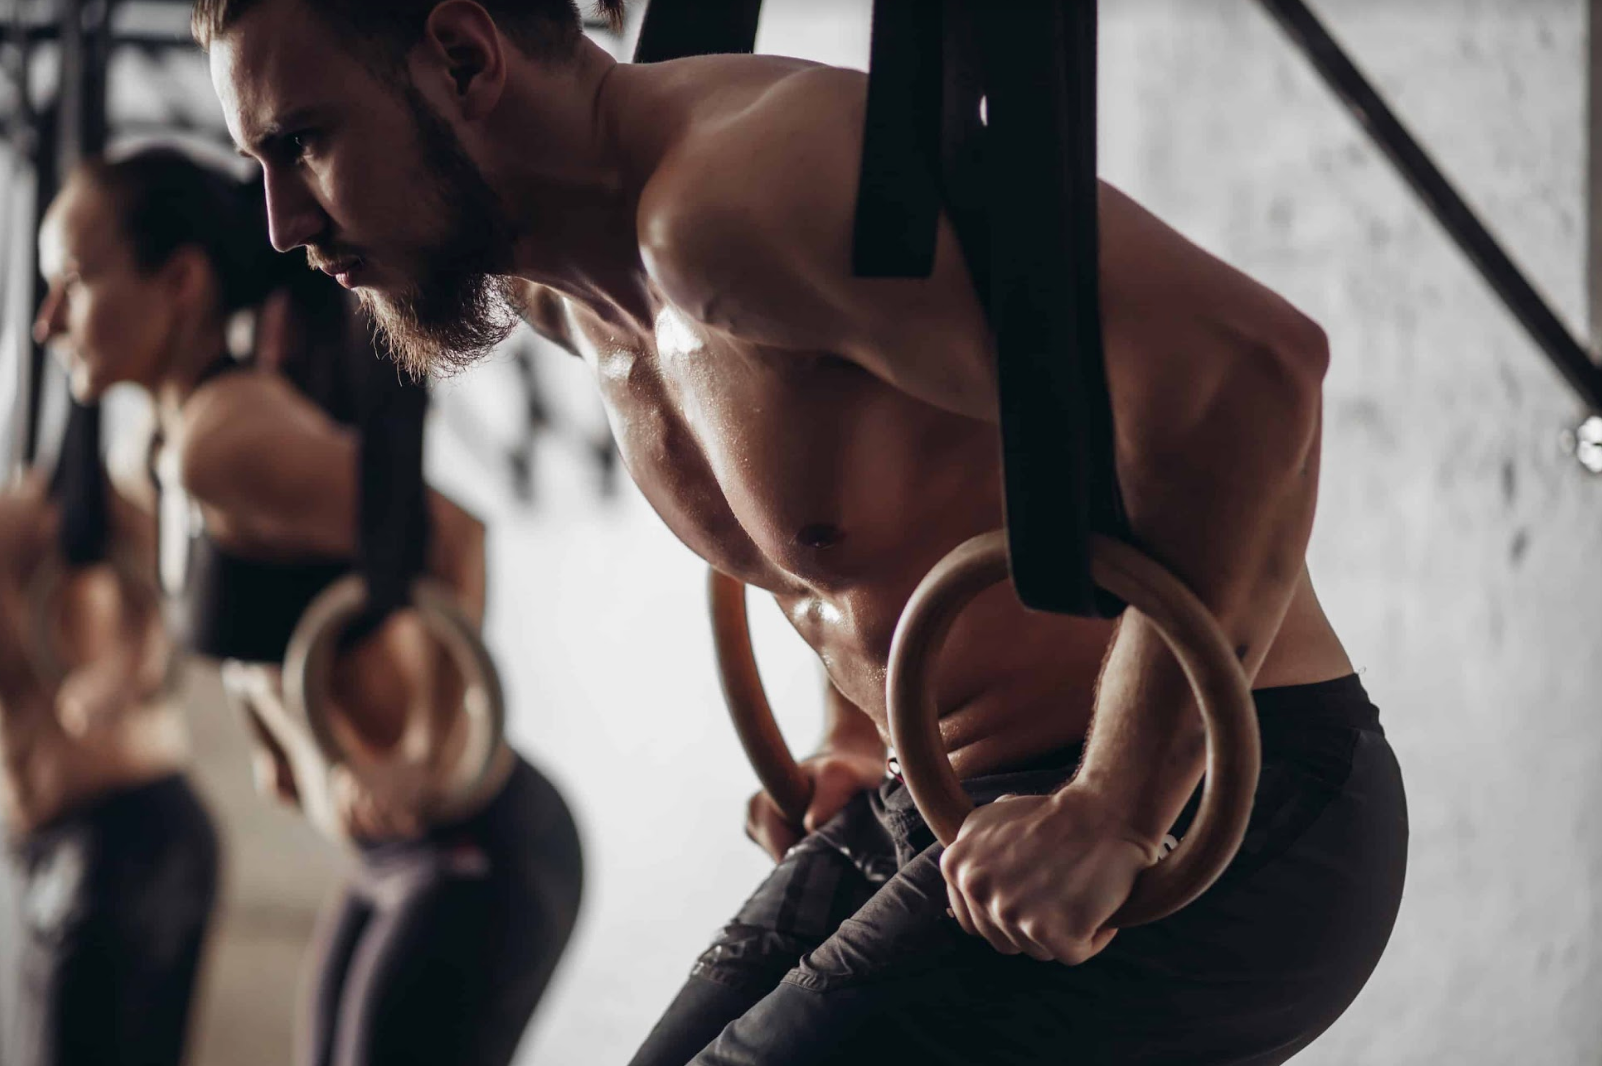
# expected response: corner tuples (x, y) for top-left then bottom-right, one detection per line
(1096, 2), (1599, 1061)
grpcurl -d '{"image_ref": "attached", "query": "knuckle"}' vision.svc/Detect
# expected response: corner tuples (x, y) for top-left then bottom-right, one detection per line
(1058, 944), (1092, 966)
(1059, 904), (1097, 939)
(813, 759), (845, 786)
(993, 902), (1024, 928)
(957, 867), (990, 898)
(987, 935), (1022, 956)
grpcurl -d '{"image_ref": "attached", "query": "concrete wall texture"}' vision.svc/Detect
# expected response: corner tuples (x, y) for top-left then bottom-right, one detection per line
(1094, 2), (1600, 1061)
(4, 1), (1599, 1063)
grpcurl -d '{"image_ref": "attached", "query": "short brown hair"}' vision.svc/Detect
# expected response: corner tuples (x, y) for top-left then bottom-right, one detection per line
(192, 0), (626, 63)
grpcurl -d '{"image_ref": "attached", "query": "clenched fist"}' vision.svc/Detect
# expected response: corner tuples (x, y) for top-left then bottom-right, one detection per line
(940, 784), (1162, 965)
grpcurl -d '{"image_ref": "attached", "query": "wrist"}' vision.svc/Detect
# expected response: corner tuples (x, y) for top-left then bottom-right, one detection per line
(1053, 774), (1168, 861)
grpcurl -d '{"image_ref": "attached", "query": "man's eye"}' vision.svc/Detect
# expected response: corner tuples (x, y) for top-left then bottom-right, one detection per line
(286, 132), (316, 161)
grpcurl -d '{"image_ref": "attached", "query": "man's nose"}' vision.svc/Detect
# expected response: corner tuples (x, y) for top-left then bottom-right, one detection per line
(32, 285), (65, 345)
(263, 169), (324, 253)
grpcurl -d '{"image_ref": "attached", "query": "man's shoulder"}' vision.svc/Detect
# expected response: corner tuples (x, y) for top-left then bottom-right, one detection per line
(640, 61), (865, 217)
(635, 63), (868, 327)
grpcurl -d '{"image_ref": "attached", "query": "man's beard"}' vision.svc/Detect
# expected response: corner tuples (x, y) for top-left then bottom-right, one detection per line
(361, 82), (524, 380)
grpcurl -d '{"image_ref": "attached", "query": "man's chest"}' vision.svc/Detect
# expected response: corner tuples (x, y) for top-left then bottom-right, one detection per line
(564, 302), (991, 593)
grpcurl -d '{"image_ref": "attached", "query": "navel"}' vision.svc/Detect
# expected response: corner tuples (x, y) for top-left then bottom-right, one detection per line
(796, 522), (844, 550)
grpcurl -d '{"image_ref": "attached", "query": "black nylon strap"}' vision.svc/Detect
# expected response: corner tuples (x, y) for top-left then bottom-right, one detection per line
(851, 0), (944, 279)
(353, 360), (430, 631)
(979, 1), (1125, 616)
(936, 0), (991, 300)
(633, 0), (762, 63)
(48, 399), (111, 567)
(850, 0), (1126, 618)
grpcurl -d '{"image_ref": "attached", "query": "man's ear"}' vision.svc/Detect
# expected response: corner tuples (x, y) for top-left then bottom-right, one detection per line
(415, 1), (507, 121)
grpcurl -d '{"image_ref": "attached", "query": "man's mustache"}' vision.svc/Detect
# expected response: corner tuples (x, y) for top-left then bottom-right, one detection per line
(305, 247), (362, 274)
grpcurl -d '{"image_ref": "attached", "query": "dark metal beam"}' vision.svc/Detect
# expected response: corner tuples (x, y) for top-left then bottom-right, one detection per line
(1590, 0), (1602, 351)
(22, 0), (116, 466)
(1259, 0), (1602, 416)
(1, 24), (193, 48)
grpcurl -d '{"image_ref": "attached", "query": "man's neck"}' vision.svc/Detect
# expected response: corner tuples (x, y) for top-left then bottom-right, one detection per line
(494, 40), (657, 326)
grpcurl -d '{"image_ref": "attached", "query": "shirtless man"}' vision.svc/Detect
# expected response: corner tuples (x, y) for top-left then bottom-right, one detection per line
(0, 432), (218, 1065)
(198, 2), (1409, 1062)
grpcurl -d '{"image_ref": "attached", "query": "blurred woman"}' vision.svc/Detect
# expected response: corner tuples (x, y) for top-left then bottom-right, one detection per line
(0, 300), (220, 1065)
(31, 145), (583, 1066)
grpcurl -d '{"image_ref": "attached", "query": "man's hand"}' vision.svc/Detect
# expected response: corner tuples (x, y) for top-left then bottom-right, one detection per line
(940, 784), (1162, 964)
(745, 747), (885, 861)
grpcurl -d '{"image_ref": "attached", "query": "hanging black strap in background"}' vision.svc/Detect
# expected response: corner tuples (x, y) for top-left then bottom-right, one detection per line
(351, 361), (431, 636)
(633, 0), (762, 63)
(48, 399), (111, 567)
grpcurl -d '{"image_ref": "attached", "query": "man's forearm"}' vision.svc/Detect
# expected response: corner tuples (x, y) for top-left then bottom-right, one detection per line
(1073, 615), (1207, 851)
(1072, 387), (1323, 849)
(1073, 515), (1308, 848)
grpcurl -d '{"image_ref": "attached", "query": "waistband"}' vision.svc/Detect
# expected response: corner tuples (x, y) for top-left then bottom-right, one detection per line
(10, 772), (198, 854)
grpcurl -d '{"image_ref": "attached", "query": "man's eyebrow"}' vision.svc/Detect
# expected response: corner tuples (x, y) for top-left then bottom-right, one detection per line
(238, 106), (322, 158)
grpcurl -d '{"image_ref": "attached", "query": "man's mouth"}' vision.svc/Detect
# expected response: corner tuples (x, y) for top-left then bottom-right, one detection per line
(313, 255), (364, 289)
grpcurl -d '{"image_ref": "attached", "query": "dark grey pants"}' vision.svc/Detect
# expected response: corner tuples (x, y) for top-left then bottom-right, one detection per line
(305, 755), (583, 1066)
(633, 675), (1409, 1066)
(6, 774), (220, 1066)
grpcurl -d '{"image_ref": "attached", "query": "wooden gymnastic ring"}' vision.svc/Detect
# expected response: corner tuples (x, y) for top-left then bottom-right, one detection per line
(282, 575), (506, 806)
(28, 546), (179, 697)
(885, 530), (1260, 929)
(708, 569), (814, 826)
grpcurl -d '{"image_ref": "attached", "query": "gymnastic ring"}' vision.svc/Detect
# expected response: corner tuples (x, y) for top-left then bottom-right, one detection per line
(885, 530), (1260, 929)
(708, 569), (814, 826)
(27, 546), (180, 698)
(282, 574), (506, 808)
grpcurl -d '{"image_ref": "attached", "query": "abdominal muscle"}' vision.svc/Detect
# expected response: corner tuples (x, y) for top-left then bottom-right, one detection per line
(0, 698), (189, 837)
(796, 568), (1352, 780)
